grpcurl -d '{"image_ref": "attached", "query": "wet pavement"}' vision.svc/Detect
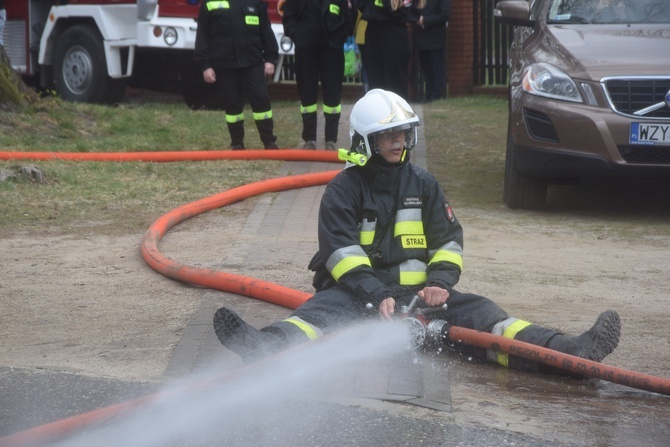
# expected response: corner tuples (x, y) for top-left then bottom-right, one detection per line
(1, 104), (669, 447)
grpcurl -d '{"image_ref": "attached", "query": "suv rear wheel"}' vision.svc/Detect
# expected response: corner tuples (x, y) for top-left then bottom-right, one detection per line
(503, 130), (547, 210)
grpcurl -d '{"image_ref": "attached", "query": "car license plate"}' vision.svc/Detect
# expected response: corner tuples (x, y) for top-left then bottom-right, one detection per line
(630, 123), (670, 146)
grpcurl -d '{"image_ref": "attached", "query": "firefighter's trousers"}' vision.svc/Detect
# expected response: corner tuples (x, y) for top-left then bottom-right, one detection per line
(216, 64), (277, 148)
(267, 286), (562, 372)
(294, 45), (344, 144)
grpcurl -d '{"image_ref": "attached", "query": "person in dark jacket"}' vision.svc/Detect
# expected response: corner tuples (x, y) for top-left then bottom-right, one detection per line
(413, 0), (449, 101)
(358, 0), (425, 99)
(195, 0), (279, 149)
(282, 0), (355, 150)
(211, 89), (621, 376)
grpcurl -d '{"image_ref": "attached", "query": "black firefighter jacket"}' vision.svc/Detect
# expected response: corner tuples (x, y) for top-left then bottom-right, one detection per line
(282, 0), (356, 49)
(194, 0), (279, 71)
(313, 155), (464, 306)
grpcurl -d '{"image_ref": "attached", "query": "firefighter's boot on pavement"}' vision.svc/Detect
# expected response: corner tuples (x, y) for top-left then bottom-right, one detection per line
(213, 307), (286, 363)
(545, 310), (621, 362)
(500, 310), (621, 375)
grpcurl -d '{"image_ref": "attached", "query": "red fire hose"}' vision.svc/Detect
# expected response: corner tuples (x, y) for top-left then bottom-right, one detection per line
(0, 148), (668, 447)
(140, 168), (340, 310)
(0, 149), (339, 163)
(445, 326), (670, 396)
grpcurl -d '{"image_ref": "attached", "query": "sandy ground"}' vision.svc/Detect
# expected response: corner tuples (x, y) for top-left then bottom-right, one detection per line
(2, 197), (668, 382)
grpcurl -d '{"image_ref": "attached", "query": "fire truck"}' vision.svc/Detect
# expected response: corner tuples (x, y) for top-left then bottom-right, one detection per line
(3, 0), (294, 108)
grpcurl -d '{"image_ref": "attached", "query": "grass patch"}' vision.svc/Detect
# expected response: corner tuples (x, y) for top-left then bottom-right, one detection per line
(422, 96), (508, 208)
(0, 97), (302, 235)
(2, 94), (670, 241)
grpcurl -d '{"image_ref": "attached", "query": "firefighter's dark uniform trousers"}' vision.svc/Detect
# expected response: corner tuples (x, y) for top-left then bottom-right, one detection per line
(267, 286), (559, 371)
(218, 65), (276, 147)
(294, 45), (344, 143)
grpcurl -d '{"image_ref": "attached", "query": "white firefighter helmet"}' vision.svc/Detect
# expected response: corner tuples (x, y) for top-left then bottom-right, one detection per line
(341, 89), (420, 166)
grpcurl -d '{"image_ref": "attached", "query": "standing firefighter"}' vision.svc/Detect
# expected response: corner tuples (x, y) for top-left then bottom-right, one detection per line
(213, 89), (621, 376)
(195, 0), (280, 149)
(282, 0), (355, 150)
(358, 0), (424, 99)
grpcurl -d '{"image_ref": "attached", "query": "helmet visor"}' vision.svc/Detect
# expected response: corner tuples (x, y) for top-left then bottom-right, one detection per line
(369, 123), (418, 153)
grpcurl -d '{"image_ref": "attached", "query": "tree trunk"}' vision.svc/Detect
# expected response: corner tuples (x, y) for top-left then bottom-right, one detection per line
(0, 45), (39, 107)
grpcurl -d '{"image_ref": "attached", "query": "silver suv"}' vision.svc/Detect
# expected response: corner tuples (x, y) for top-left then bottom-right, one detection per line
(495, 0), (670, 209)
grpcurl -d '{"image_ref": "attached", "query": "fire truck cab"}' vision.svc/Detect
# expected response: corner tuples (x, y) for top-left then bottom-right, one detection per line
(3, 0), (293, 108)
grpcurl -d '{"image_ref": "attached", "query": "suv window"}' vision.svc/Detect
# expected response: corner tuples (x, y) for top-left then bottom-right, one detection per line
(530, 0), (545, 20)
(548, 0), (670, 24)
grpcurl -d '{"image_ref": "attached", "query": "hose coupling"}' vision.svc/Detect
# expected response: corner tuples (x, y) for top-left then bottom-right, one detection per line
(425, 319), (451, 346)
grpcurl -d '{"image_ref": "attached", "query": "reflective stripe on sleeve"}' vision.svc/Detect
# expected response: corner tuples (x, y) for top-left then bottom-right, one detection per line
(329, 4), (340, 14)
(428, 241), (464, 270)
(326, 245), (371, 281)
(487, 318), (533, 367)
(283, 316), (323, 340)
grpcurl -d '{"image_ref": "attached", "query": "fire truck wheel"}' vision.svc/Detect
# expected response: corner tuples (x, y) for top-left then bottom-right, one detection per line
(52, 25), (128, 104)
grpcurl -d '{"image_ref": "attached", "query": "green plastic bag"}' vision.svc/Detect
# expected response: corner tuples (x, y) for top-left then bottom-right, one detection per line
(343, 37), (361, 77)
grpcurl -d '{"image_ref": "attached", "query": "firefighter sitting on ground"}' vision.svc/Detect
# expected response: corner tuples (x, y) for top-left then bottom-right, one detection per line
(213, 89), (621, 374)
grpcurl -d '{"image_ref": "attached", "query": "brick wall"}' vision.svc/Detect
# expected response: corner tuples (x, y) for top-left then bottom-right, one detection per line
(447, 0), (474, 97)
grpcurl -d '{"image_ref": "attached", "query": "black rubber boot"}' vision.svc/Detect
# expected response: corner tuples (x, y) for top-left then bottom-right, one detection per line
(213, 307), (286, 363)
(545, 310), (621, 362)
(324, 112), (340, 144)
(227, 121), (245, 148)
(255, 118), (277, 149)
(301, 112), (317, 142)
